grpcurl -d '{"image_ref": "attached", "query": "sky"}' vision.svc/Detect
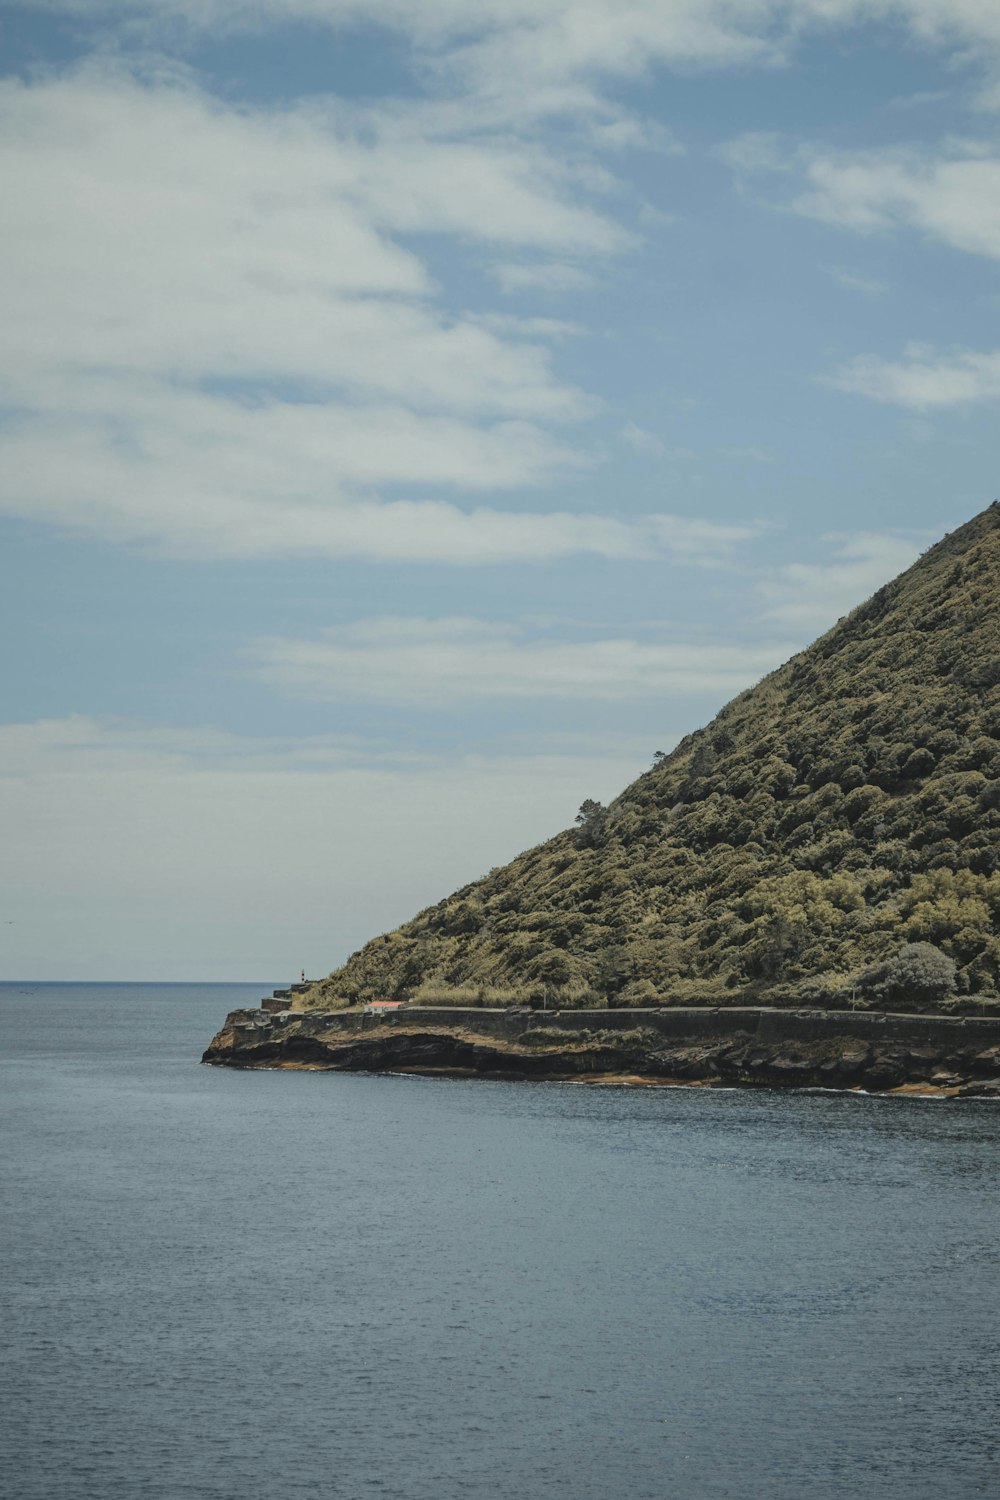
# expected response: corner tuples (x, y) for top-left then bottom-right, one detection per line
(1, 1), (998, 981)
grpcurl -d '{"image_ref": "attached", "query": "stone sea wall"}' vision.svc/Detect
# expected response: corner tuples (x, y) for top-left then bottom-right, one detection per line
(202, 1004), (1000, 1096)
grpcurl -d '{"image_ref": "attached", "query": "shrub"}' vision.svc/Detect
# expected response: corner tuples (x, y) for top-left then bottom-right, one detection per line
(855, 942), (957, 1010)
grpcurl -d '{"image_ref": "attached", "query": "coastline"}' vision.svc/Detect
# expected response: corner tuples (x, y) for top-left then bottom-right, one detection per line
(202, 1004), (1000, 1098)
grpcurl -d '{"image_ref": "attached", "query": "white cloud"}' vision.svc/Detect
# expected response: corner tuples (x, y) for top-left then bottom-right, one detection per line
(1, 389), (611, 563)
(9, 2), (779, 87)
(0, 58), (749, 567)
(17, 1), (1000, 96)
(5, 20), (1000, 568)
(250, 615), (788, 706)
(0, 67), (610, 402)
(758, 532), (922, 630)
(0, 66), (778, 565)
(0, 715), (646, 979)
(0, 64), (679, 562)
(726, 133), (1000, 263)
(791, 145), (1000, 260)
(1, 378), (760, 562)
(619, 422), (665, 455)
(644, 514), (759, 561)
(347, 125), (629, 255)
(825, 344), (1000, 408)
(877, 0), (1000, 67)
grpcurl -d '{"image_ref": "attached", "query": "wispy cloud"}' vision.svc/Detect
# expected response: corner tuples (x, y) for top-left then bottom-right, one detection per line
(0, 64), (647, 562)
(791, 145), (1000, 260)
(824, 344), (1000, 409)
(0, 66), (619, 379)
(822, 264), (887, 296)
(23, 3), (1000, 77)
(758, 532), (922, 631)
(724, 133), (1000, 264)
(5, 18), (1000, 567)
(250, 615), (788, 706)
(619, 422), (665, 455)
(0, 382), (757, 563)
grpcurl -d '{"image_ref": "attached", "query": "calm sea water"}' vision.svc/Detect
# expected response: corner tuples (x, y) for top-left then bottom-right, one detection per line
(2, 982), (999, 1500)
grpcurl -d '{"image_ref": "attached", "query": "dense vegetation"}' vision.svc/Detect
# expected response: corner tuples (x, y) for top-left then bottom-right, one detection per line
(310, 504), (1000, 1014)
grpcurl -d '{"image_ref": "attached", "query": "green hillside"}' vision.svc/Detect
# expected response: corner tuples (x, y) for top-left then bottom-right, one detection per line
(309, 503), (1000, 1014)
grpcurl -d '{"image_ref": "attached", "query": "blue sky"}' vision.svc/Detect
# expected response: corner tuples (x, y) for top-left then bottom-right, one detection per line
(2, 0), (998, 979)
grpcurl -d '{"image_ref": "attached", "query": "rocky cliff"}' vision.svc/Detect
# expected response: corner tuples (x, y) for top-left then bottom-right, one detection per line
(203, 1004), (1000, 1097)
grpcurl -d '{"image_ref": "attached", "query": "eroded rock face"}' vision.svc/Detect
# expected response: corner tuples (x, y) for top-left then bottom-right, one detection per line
(202, 1007), (1000, 1097)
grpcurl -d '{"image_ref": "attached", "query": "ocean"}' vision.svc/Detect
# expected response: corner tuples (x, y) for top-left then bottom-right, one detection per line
(2, 982), (998, 1499)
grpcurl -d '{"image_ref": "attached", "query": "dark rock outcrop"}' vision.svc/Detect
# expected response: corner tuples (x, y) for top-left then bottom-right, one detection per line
(202, 1005), (1000, 1097)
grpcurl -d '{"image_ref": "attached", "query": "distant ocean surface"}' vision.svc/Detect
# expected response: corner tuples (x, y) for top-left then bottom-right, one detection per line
(3, 983), (999, 1500)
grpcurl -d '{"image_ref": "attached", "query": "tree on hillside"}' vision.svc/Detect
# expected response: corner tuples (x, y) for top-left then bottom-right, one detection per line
(575, 799), (608, 848)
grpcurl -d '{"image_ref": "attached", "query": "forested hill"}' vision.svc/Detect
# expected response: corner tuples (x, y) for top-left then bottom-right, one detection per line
(309, 503), (1000, 1014)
